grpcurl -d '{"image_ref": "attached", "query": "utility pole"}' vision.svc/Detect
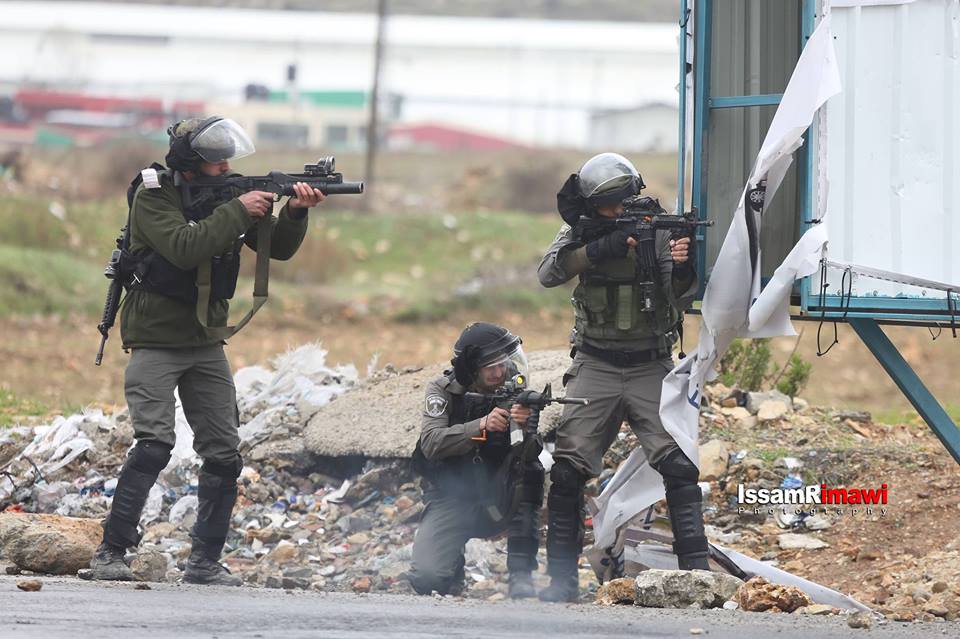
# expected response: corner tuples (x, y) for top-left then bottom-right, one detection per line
(363, 0), (388, 213)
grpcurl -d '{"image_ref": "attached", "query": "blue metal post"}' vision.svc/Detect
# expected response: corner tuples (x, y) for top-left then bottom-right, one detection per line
(849, 318), (960, 465)
(677, 0), (689, 215)
(691, 0), (713, 298)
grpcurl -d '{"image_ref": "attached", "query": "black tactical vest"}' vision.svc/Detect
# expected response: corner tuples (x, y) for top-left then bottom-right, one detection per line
(121, 167), (242, 306)
(411, 379), (510, 496)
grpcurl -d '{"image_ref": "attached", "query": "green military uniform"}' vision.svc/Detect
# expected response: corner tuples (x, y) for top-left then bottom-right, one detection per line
(119, 169), (307, 462)
(538, 222), (697, 476)
(409, 372), (543, 596)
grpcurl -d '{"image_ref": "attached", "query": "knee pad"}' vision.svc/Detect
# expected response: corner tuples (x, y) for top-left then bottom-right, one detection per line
(128, 440), (173, 475)
(549, 459), (585, 496)
(653, 448), (700, 492)
(548, 459), (585, 511)
(201, 454), (243, 480)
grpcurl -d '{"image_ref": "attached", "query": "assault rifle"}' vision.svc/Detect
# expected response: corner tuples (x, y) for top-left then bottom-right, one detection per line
(466, 373), (588, 527)
(95, 241), (125, 366)
(95, 157), (361, 366)
(467, 373), (588, 448)
(573, 195), (713, 313)
(572, 195), (713, 245)
(182, 156), (363, 210)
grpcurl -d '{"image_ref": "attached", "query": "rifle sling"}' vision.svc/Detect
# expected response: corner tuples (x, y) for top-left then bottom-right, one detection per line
(195, 218), (271, 340)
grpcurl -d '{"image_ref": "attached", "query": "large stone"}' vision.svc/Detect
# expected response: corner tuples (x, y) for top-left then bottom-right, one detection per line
(736, 576), (813, 613)
(634, 569), (744, 609)
(303, 350), (572, 458)
(746, 390), (793, 415)
(698, 440), (732, 481)
(0, 513), (102, 575)
(757, 400), (790, 423)
(596, 577), (636, 606)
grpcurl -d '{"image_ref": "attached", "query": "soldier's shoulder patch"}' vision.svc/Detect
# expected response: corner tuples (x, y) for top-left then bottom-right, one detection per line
(424, 394), (448, 418)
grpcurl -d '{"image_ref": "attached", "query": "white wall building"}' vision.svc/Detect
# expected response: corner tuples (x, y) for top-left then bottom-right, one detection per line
(0, 1), (680, 149)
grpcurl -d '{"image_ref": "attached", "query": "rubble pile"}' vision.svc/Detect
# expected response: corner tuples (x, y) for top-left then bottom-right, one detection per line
(0, 345), (957, 624)
(0, 346), (563, 597)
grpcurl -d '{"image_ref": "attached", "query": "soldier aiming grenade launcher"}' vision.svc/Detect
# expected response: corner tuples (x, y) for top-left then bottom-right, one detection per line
(95, 157), (362, 365)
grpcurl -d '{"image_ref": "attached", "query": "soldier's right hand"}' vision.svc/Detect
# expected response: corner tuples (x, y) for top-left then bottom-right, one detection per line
(238, 191), (276, 218)
(586, 228), (634, 263)
(480, 407), (510, 433)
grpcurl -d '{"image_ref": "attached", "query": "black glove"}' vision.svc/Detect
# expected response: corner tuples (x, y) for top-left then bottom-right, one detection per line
(585, 229), (632, 264)
(452, 344), (480, 387)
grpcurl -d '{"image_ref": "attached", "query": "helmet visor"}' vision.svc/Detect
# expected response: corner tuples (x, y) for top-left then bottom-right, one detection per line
(478, 343), (529, 381)
(191, 118), (255, 163)
(577, 152), (640, 200)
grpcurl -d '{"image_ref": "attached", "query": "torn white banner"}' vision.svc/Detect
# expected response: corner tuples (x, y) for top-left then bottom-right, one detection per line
(592, 15), (840, 550)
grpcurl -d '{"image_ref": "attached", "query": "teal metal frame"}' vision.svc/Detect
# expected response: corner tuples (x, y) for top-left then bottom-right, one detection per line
(850, 319), (960, 464)
(684, 0), (960, 464)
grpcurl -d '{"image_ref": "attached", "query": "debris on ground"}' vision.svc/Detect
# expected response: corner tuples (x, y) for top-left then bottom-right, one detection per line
(16, 578), (42, 591)
(0, 345), (957, 626)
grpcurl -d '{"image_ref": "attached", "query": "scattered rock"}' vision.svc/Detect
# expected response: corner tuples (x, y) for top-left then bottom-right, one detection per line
(847, 612), (874, 628)
(746, 390), (792, 415)
(16, 579), (43, 592)
(757, 400), (790, 423)
(689, 628), (705, 635)
(596, 578), (636, 606)
(351, 576), (372, 593)
(736, 576), (813, 613)
(134, 583), (151, 590)
(777, 533), (829, 550)
(931, 581), (948, 594)
(797, 604), (835, 615)
(634, 569), (744, 609)
(131, 551), (168, 583)
(698, 440), (731, 481)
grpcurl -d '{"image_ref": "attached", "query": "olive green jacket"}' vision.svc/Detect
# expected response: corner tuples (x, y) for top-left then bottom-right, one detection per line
(120, 170), (308, 349)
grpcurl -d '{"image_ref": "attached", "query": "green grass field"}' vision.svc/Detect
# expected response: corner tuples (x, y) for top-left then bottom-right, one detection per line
(0, 193), (572, 321)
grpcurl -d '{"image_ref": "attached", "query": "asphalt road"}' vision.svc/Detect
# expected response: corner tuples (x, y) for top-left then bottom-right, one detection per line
(0, 576), (953, 639)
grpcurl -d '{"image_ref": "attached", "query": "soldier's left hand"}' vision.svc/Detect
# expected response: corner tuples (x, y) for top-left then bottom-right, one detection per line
(670, 237), (691, 263)
(510, 404), (532, 426)
(289, 182), (326, 208)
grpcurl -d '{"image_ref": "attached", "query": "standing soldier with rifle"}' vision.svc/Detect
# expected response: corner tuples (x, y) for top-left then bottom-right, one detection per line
(536, 153), (706, 603)
(408, 323), (587, 599)
(90, 116), (341, 585)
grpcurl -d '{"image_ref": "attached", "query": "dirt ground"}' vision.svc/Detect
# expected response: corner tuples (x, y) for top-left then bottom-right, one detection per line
(1, 311), (957, 422)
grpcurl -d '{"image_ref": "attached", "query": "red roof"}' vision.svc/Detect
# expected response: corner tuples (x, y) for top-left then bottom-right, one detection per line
(387, 123), (523, 151)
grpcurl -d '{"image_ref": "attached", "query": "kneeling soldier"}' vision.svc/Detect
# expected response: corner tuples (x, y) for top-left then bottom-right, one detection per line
(408, 323), (544, 599)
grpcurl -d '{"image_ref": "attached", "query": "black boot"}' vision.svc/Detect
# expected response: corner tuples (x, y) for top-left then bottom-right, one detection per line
(656, 449), (710, 571)
(95, 441), (171, 579)
(184, 537), (242, 586)
(508, 571), (536, 599)
(184, 466), (241, 586)
(668, 492), (710, 571)
(89, 541), (134, 581)
(539, 460), (584, 603)
(507, 462), (543, 600)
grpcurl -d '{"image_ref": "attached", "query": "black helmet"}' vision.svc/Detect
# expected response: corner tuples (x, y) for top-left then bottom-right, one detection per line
(165, 116), (255, 172)
(451, 322), (526, 386)
(577, 152), (645, 209)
